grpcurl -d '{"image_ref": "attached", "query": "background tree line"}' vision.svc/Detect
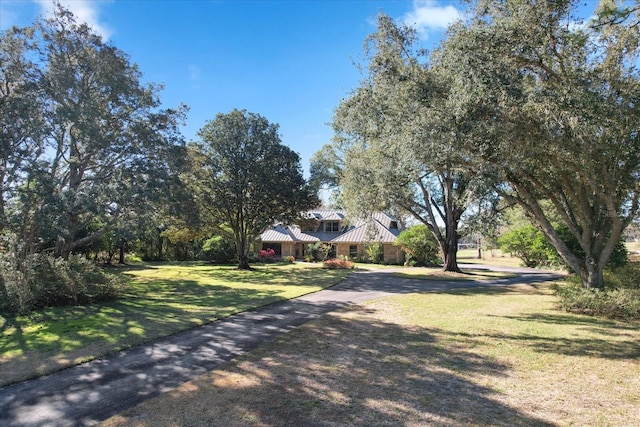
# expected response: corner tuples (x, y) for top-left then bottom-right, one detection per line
(0, 6), (315, 313)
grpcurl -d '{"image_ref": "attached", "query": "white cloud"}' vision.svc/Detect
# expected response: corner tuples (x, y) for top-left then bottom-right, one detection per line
(188, 64), (202, 81)
(36, 0), (112, 40)
(402, 0), (461, 39)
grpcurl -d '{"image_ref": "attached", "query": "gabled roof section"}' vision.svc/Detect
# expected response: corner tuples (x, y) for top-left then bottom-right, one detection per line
(260, 225), (295, 242)
(260, 210), (400, 244)
(331, 218), (400, 244)
(321, 212), (344, 221)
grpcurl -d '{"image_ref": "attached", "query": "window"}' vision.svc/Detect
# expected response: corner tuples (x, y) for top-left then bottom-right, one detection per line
(349, 245), (358, 258)
(325, 222), (340, 232)
(390, 221), (398, 229)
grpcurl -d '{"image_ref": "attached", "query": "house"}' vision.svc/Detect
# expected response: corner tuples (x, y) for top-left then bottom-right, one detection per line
(259, 210), (404, 264)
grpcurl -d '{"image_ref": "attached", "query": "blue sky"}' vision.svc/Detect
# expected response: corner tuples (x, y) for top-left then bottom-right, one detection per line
(0, 0), (462, 174)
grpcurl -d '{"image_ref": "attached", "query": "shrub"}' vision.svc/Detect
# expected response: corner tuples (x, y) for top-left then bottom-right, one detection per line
(499, 225), (628, 270)
(554, 264), (640, 320)
(201, 235), (236, 263)
(259, 248), (276, 263)
(323, 259), (355, 269)
(364, 242), (383, 264)
(283, 255), (295, 263)
(394, 225), (440, 267)
(0, 253), (127, 315)
(499, 225), (556, 268)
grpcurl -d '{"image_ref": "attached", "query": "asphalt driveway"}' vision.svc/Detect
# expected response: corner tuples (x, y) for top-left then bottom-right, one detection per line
(0, 265), (563, 427)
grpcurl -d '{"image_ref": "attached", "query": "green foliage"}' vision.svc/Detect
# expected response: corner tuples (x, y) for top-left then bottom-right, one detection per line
(1, 5), (187, 258)
(394, 225), (441, 267)
(364, 242), (383, 264)
(306, 242), (321, 262)
(0, 253), (126, 314)
(500, 225), (628, 271)
(555, 264), (640, 320)
(304, 242), (333, 262)
(201, 235), (236, 264)
(499, 225), (557, 268)
(192, 109), (318, 269)
(435, 0), (640, 288)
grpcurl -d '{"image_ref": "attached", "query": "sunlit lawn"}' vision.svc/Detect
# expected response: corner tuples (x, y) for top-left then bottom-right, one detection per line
(102, 282), (640, 427)
(0, 262), (353, 387)
(458, 248), (527, 268)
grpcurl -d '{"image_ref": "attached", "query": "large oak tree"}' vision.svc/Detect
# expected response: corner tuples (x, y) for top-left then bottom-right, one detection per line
(193, 109), (318, 270)
(435, 0), (640, 288)
(328, 14), (479, 272)
(1, 5), (187, 259)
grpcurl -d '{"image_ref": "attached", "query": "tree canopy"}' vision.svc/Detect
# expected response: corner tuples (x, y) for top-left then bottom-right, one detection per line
(434, 0), (640, 288)
(325, 14), (486, 272)
(191, 109), (318, 269)
(0, 4), (187, 259)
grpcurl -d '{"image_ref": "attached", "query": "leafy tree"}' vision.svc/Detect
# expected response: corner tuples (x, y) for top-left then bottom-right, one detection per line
(435, 0), (640, 288)
(0, 26), (44, 233)
(201, 235), (236, 264)
(192, 109), (318, 269)
(1, 5), (187, 259)
(394, 224), (441, 266)
(499, 225), (557, 268)
(329, 14), (482, 272)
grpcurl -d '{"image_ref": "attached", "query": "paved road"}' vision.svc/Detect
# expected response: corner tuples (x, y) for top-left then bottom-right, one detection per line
(0, 265), (562, 426)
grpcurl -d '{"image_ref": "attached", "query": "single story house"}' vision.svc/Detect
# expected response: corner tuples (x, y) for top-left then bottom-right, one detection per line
(259, 210), (404, 264)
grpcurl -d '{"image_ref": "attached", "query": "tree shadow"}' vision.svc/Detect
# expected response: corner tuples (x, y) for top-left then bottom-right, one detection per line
(107, 304), (556, 426)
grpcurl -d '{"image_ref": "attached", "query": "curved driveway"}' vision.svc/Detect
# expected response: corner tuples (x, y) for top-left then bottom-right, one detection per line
(0, 264), (562, 427)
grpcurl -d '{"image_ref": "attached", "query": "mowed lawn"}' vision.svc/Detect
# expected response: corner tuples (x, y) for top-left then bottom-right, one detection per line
(102, 281), (640, 427)
(0, 262), (353, 387)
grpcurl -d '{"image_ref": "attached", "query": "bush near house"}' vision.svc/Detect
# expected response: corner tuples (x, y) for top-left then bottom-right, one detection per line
(323, 259), (355, 269)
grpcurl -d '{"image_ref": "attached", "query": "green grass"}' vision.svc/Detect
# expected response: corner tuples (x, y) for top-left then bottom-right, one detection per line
(102, 281), (640, 427)
(458, 248), (526, 268)
(0, 262), (353, 387)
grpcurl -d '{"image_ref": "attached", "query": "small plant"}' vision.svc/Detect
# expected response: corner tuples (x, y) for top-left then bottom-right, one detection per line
(284, 255), (295, 263)
(364, 242), (383, 264)
(323, 259), (355, 269)
(553, 264), (640, 320)
(258, 248), (276, 263)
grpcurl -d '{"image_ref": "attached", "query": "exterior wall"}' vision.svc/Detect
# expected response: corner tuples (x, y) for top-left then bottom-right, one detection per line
(335, 243), (350, 259)
(383, 244), (403, 264)
(281, 242), (297, 258)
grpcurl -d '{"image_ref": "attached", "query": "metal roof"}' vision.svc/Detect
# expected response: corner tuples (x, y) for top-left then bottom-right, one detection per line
(260, 210), (400, 245)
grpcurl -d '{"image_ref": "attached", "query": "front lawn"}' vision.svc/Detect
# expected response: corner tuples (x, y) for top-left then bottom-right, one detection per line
(0, 262), (352, 387)
(101, 281), (640, 427)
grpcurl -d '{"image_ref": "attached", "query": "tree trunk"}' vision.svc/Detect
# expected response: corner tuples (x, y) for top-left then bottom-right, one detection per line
(442, 213), (461, 272)
(442, 241), (461, 272)
(582, 258), (605, 290)
(118, 242), (125, 264)
(236, 236), (252, 270)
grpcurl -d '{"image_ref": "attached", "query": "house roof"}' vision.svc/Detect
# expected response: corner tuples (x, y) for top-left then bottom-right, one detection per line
(260, 225), (296, 242)
(331, 219), (400, 244)
(260, 210), (401, 244)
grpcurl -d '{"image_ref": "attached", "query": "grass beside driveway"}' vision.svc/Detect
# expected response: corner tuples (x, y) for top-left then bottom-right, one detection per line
(102, 281), (640, 427)
(0, 262), (353, 387)
(393, 267), (516, 281)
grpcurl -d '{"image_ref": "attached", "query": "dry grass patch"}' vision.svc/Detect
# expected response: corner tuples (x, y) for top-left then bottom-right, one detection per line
(393, 267), (516, 281)
(458, 249), (526, 268)
(101, 283), (640, 427)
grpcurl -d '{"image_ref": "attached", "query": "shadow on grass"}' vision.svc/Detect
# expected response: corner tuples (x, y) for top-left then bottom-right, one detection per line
(110, 305), (554, 427)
